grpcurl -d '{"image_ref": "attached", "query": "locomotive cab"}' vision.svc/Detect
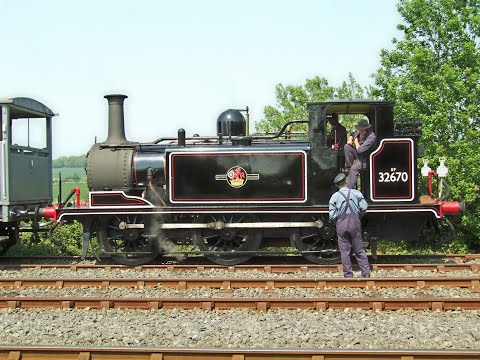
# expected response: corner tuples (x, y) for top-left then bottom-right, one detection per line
(307, 99), (462, 244)
(307, 99), (407, 202)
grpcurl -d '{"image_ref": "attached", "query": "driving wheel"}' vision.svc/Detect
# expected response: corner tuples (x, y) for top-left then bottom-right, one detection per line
(290, 214), (340, 264)
(192, 214), (262, 265)
(97, 215), (159, 266)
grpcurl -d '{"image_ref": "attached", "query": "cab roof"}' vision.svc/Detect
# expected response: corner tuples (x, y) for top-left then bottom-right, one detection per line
(308, 99), (394, 115)
(0, 97), (55, 118)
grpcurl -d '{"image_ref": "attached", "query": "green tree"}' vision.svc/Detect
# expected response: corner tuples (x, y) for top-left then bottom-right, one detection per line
(255, 73), (370, 133)
(53, 155), (87, 168)
(335, 73), (372, 132)
(372, 0), (480, 243)
(336, 72), (368, 99)
(255, 77), (333, 133)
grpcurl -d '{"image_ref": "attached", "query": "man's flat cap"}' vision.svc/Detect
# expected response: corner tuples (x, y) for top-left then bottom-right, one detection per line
(333, 173), (346, 185)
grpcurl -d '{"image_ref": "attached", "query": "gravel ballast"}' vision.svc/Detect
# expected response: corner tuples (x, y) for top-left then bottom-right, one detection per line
(1, 258), (478, 350)
(0, 308), (478, 349)
(0, 285), (477, 299)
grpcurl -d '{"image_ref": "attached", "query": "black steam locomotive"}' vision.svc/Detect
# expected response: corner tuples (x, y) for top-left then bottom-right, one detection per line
(40, 95), (464, 265)
(36, 94), (463, 265)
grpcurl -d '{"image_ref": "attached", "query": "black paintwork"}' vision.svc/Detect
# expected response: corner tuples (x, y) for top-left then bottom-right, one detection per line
(90, 192), (152, 207)
(168, 148), (306, 203)
(217, 109), (246, 136)
(78, 98), (439, 246)
(370, 140), (415, 201)
(133, 145), (167, 188)
(99, 100), (419, 208)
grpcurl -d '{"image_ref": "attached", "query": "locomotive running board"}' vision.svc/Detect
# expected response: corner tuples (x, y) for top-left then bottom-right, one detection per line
(54, 205), (443, 222)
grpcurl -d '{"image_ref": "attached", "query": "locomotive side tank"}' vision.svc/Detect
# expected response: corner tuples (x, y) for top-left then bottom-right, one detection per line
(167, 144), (308, 204)
(44, 94), (464, 266)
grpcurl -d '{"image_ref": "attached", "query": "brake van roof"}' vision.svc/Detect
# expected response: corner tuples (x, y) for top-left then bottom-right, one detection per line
(0, 97), (55, 118)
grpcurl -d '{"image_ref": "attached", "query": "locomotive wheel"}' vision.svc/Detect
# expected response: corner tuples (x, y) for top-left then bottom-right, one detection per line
(97, 215), (159, 266)
(192, 214), (262, 265)
(290, 214), (341, 264)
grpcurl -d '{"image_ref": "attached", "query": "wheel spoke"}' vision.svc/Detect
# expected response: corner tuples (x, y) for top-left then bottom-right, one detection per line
(232, 236), (245, 248)
(217, 239), (229, 251)
(210, 238), (224, 249)
(301, 233), (316, 240)
(237, 231), (248, 238)
(307, 238), (322, 251)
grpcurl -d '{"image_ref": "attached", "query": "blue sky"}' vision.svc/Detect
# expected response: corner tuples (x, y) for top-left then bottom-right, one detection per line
(2, 0), (402, 158)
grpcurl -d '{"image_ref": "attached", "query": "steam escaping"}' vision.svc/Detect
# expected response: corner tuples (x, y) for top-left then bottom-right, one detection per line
(148, 214), (186, 262)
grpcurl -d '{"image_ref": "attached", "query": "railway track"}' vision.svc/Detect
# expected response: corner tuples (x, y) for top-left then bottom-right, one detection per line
(0, 256), (478, 352)
(0, 296), (479, 311)
(0, 276), (479, 290)
(1, 346), (479, 359)
(0, 253), (479, 266)
(0, 275), (478, 311)
(0, 262), (479, 273)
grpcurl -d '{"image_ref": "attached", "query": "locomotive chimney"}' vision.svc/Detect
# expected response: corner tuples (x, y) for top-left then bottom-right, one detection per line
(104, 94), (128, 144)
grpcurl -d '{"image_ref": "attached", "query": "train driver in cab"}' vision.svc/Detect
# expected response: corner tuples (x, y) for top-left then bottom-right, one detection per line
(327, 113), (347, 171)
(345, 119), (376, 188)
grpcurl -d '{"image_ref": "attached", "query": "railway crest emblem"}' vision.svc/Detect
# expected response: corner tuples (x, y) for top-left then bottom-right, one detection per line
(215, 166), (259, 188)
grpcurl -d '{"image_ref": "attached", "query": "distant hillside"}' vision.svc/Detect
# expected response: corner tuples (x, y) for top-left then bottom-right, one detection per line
(53, 155), (87, 168)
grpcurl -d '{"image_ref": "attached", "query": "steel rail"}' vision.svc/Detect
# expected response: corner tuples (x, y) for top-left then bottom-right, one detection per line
(0, 296), (478, 311)
(0, 253), (479, 264)
(0, 276), (479, 291)
(0, 345), (480, 360)
(0, 263), (479, 273)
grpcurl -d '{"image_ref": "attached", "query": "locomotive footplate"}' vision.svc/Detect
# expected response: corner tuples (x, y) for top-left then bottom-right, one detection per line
(48, 202), (444, 222)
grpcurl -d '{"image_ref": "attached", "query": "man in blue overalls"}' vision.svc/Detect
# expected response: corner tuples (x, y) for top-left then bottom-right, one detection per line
(329, 173), (370, 278)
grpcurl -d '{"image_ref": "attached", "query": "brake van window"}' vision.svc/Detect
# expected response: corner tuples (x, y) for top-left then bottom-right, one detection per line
(11, 118), (47, 149)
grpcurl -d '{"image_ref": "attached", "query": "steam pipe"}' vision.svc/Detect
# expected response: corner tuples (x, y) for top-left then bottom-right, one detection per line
(59, 187), (81, 208)
(58, 172), (62, 205)
(245, 107), (249, 136)
(104, 94), (128, 144)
